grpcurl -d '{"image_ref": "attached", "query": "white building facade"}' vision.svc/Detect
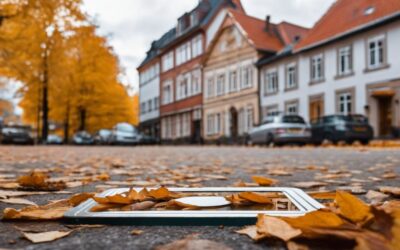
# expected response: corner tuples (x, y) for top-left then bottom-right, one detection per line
(139, 61), (161, 137)
(260, 19), (400, 137)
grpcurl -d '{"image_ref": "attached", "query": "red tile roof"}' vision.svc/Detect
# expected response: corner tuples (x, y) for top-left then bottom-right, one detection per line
(229, 10), (308, 52)
(295, 0), (400, 51)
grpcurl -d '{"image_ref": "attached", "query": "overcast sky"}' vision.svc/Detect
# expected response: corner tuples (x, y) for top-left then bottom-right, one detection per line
(82, 0), (336, 94)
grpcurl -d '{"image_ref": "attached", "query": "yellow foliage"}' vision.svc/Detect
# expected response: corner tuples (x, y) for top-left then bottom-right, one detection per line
(0, 0), (137, 138)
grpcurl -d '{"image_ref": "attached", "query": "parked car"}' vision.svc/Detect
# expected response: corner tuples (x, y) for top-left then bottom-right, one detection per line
(248, 114), (312, 146)
(109, 123), (139, 145)
(0, 125), (34, 145)
(138, 134), (159, 145)
(46, 134), (63, 145)
(94, 129), (112, 145)
(72, 131), (94, 145)
(311, 114), (373, 145)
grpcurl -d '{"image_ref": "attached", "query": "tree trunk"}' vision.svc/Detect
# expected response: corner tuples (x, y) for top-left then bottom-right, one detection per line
(41, 51), (49, 143)
(78, 107), (86, 131)
(63, 102), (70, 143)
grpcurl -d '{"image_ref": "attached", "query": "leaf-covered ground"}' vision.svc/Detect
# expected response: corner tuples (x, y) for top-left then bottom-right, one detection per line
(0, 145), (399, 249)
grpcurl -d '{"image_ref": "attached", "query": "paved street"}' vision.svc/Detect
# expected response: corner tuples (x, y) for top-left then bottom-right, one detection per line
(0, 146), (399, 249)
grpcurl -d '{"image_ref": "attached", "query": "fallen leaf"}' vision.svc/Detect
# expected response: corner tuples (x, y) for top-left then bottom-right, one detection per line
(282, 210), (345, 230)
(292, 182), (327, 189)
(252, 176), (278, 186)
(238, 192), (273, 204)
(286, 241), (309, 250)
(308, 191), (336, 200)
(0, 197), (36, 206)
(68, 193), (94, 207)
(379, 186), (400, 197)
(236, 225), (268, 241)
(335, 191), (371, 223)
(18, 171), (67, 191)
(365, 190), (389, 204)
(2, 200), (70, 220)
(257, 214), (302, 241)
(22, 231), (72, 243)
(131, 229), (144, 235)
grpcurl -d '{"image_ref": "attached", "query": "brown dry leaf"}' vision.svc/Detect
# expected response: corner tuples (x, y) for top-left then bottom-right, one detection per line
(379, 186), (400, 197)
(129, 201), (156, 211)
(90, 203), (123, 212)
(68, 193), (94, 207)
(293, 182), (327, 189)
(131, 229), (144, 235)
(22, 231), (72, 243)
(0, 197), (36, 206)
(252, 176), (278, 186)
(257, 214), (302, 241)
(0, 182), (20, 189)
(282, 210), (345, 230)
(154, 237), (232, 250)
(335, 191), (372, 223)
(238, 192), (273, 204)
(106, 194), (131, 205)
(2, 200), (70, 220)
(268, 169), (292, 176)
(286, 241), (309, 250)
(308, 191), (336, 200)
(365, 190), (389, 204)
(18, 171), (67, 191)
(96, 173), (110, 181)
(236, 225), (268, 241)
(0, 190), (71, 199)
(382, 172), (397, 179)
(148, 187), (174, 200)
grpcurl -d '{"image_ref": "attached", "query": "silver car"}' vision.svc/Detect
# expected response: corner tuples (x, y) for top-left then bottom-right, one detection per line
(248, 114), (311, 146)
(109, 123), (139, 145)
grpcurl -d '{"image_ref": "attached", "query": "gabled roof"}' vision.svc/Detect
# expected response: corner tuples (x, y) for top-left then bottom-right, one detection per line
(228, 10), (283, 52)
(228, 10), (309, 52)
(295, 0), (400, 52)
(138, 0), (244, 69)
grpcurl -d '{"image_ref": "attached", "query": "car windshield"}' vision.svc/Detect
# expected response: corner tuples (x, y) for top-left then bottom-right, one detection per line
(2, 127), (28, 133)
(335, 115), (368, 123)
(116, 124), (135, 133)
(281, 116), (305, 124)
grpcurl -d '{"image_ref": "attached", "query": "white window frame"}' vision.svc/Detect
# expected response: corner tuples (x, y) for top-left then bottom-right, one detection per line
(367, 35), (385, 69)
(264, 70), (279, 95)
(286, 64), (297, 89)
(191, 35), (203, 58)
(216, 74), (225, 96)
(229, 70), (238, 93)
(162, 80), (173, 105)
(241, 66), (253, 89)
(338, 92), (353, 115)
(311, 54), (324, 82)
(338, 45), (352, 76)
(162, 52), (174, 72)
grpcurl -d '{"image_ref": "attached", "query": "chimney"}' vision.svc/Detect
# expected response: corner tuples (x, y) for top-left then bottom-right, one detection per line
(265, 15), (271, 32)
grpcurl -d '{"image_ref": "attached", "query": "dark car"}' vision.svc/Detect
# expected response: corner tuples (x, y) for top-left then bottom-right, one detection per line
(72, 131), (94, 145)
(0, 125), (34, 145)
(311, 114), (374, 145)
(94, 129), (111, 145)
(138, 134), (159, 145)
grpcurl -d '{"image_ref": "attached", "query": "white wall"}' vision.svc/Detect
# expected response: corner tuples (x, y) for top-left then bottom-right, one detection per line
(260, 21), (400, 126)
(139, 63), (160, 123)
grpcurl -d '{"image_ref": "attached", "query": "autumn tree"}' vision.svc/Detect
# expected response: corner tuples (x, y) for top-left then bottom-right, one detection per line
(0, 0), (136, 142)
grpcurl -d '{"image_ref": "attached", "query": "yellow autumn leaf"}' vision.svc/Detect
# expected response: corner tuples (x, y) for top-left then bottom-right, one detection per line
(335, 191), (371, 223)
(252, 176), (278, 186)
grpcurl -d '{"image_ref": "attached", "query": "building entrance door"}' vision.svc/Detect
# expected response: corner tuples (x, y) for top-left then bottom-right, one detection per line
(309, 96), (324, 122)
(377, 97), (393, 137)
(192, 120), (202, 144)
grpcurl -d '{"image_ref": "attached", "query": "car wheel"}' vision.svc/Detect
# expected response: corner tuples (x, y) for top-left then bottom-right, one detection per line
(266, 134), (274, 147)
(361, 140), (370, 145)
(325, 133), (337, 144)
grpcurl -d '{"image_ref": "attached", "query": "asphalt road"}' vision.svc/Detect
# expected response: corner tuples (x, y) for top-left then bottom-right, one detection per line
(0, 145), (399, 250)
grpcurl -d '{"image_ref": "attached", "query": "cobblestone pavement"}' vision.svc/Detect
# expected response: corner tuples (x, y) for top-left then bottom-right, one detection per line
(0, 146), (399, 249)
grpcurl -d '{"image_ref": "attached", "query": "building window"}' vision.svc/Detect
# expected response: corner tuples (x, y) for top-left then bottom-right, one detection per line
(207, 114), (214, 135)
(176, 42), (191, 66)
(286, 64), (297, 89)
(154, 97), (159, 110)
(337, 91), (353, 115)
(285, 101), (299, 115)
(367, 35), (385, 69)
(147, 99), (153, 112)
(338, 45), (352, 76)
(229, 70), (237, 93)
(176, 75), (190, 101)
(162, 52), (174, 72)
(175, 115), (182, 138)
(140, 102), (146, 114)
(264, 70), (278, 95)
(264, 105), (279, 119)
(182, 113), (191, 137)
(241, 66), (253, 89)
(216, 74), (225, 96)
(215, 113), (221, 135)
(140, 63), (160, 86)
(162, 80), (173, 105)
(191, 70), (201, 95)
(191, 35), (203, 58)
(206, 77), (214, 98)
(311, 54), (324, 82)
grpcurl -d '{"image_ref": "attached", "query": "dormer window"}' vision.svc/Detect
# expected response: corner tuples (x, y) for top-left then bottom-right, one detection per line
(191, 12), (199, 26)
(364, 6), (375, 16)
